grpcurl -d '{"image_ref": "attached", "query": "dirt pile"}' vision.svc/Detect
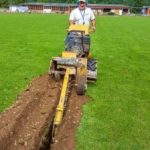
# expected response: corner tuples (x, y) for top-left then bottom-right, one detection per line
(0, 74), (87, 150)
(0, 74), (59, 150)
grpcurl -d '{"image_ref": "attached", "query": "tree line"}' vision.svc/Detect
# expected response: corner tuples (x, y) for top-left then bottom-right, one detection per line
(0, 0), (149, 9)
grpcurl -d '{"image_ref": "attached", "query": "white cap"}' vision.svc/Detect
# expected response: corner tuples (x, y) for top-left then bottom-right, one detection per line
(79, 0), (86, 2)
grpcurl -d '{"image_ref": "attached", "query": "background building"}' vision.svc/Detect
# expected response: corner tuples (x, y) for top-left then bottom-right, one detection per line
(21, 3), (129, 15)
(142, 6), (150, 15)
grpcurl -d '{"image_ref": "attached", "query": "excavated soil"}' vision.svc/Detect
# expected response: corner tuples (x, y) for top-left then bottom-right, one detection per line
(0, 74), (87, 150)
(51, 88), (87, 150)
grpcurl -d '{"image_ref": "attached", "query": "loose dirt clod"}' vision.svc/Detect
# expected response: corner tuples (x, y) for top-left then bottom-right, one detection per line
(18, 139), (25, 145)
(0, 74), (87, 150)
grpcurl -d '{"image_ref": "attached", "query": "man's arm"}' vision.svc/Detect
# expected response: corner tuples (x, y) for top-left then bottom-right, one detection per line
(69, 10), (75, 25)
(90, 9), (96, 31)
(91, 19), (96, 31)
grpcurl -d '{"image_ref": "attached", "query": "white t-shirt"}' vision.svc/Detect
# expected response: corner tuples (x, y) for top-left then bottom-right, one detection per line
(69, 7), (95, 27)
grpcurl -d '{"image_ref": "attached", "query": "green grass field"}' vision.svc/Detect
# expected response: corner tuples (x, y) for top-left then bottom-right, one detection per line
(0, 14), (150, 149)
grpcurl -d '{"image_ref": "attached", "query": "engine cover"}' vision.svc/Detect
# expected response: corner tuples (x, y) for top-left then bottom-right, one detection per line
(65, 32), (90, 55)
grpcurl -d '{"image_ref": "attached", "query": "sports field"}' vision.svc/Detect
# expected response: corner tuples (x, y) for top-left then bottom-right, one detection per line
(0, 14), (150, 149)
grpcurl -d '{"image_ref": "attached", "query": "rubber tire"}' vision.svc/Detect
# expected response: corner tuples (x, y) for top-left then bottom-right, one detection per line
(87, 59), (97, 71)
(54, 71), (61, 81)
(76, 76), (86, 95)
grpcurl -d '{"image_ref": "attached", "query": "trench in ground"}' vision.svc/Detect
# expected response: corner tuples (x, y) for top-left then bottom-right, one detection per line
(0, 74), (87, 150)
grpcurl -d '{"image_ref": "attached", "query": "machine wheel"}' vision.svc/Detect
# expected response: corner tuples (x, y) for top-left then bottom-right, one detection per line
(54, 71), (61, 81)
(87, 59), (97, 71)
(76, 63), (87, 95)
(76, 76), (86, 95)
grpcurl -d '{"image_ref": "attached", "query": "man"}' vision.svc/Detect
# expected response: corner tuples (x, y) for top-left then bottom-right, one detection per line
(69, 0), (96, 31)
